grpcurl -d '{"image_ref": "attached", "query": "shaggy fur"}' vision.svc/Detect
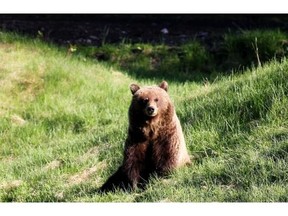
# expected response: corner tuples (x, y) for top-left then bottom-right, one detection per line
(99, 81), (191, 192)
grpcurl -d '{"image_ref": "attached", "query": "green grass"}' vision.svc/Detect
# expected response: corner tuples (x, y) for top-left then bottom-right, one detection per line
(74, 29), (288, 79)
(75, 41), (212, 82)
(0, 31), (287, 202)
(221, 29), (288, 70)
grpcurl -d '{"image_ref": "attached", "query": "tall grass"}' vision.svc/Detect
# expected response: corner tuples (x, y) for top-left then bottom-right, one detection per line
(0, 31), (287, 202)
(221, 29), (288, 69)
(76, 40), (212, 81)
(75, 29), (288, 79)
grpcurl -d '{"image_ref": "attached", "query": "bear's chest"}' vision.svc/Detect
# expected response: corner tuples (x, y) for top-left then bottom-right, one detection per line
(139, 121), (159, 139)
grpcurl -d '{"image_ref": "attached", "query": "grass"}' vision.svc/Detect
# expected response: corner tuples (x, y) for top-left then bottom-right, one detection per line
(0, 31), (287, 202)
(221, 29), (288, 69)
(74, 29), (288, 79)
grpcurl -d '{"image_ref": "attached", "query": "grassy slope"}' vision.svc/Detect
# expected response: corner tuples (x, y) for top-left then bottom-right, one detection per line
(0, 32), (287, 202)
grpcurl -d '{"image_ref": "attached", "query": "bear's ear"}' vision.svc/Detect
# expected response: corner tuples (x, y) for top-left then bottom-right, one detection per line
(159, 81), (168, 92)
(130, 84), (140, 95)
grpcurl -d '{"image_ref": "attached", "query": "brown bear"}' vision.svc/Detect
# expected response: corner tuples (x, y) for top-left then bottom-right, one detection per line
(99, 81), (191, 192)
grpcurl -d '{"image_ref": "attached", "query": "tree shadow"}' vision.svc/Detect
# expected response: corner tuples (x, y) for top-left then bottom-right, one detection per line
(91, 41), (217, 84)
(2, 14), (288, 84)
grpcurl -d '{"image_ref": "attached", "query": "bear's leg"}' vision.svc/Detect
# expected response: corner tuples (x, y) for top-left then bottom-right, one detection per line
(122, 143), (150, 189)
(99, 143), (149, 193)
(152, 143), (178, 176)
(98, 166), (131, 193)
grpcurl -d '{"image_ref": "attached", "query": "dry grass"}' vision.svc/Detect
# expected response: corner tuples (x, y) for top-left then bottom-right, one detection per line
(67, 162), (106, 186)
(43, 160), (63, 171)
(0, 180), (23, 190)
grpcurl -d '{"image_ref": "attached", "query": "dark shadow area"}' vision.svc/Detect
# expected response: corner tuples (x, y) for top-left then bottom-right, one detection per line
(1, 14), (288, 82)
(2, 14), (288, 46)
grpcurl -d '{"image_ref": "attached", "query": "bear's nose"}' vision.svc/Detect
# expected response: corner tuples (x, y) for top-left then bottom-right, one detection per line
(146, 106), (155, 115)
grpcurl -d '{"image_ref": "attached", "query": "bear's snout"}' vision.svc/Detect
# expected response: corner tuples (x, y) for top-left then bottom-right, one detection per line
(145, 106), (158, 117)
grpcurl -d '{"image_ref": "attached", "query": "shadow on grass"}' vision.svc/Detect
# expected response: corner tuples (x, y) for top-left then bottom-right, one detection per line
(76, 41), (215, 84)
(74, 28), (288, 84)
(3, 26), (288, 84)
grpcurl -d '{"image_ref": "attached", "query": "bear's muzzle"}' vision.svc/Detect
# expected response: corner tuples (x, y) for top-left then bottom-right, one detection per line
(145, 106), (158, 117)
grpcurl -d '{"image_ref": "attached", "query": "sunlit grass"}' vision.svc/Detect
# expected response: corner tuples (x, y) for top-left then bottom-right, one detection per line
(0, 32), (287, 202)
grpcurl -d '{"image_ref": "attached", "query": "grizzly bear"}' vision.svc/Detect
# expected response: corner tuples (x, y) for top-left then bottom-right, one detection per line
(99, 81), (191, 192)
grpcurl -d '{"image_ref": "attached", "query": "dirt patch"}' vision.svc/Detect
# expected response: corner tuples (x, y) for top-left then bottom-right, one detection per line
(11, 114), (26, 126)
(43, 160), (63, 171)
(67, 162), (106, 186)
(0, 180), (23, 190)
(77, 146), (99, 163)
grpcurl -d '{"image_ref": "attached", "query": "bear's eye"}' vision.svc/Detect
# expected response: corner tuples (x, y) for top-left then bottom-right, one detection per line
(140, 98), (149, 105)
(154, 98), (159, 102)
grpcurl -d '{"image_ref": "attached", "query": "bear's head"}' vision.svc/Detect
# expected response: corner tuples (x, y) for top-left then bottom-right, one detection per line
(129, 81), (171, 118)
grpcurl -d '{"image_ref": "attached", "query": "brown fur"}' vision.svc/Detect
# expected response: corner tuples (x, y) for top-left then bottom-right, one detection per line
(99, 81), (191, 192)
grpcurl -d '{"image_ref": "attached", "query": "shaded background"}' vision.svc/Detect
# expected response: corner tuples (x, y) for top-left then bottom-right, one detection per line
(1, 14), (288, 46)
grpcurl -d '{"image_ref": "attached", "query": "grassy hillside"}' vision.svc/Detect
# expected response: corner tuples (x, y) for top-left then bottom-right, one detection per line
(0, 32), (287, 202)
